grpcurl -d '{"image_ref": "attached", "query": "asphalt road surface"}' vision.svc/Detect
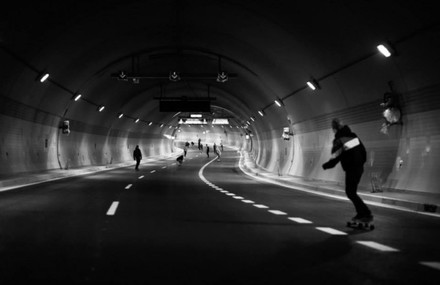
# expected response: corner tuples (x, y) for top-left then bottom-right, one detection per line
(1, 147), (440, 284)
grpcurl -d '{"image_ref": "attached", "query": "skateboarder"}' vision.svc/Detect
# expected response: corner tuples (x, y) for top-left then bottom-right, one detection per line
(322, 118), (373, 223)
(176, 154), (184, 165)
(133, 145), (142, 171)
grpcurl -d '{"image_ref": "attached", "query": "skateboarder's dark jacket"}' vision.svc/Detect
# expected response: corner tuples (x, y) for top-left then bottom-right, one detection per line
(322, 125), (366, 171)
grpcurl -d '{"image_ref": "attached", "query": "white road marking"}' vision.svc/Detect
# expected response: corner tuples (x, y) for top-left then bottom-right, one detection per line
(420, 262), (440, 271)
(162, 166), (167, 169)
(268, 210), (287, 215)
(233, 196), (244, 199)
(125, 184), (132, 190)
(242, 200), (254, 203)
(106, 202), (119, 216)
(253, 204), (269, 209)
(316, 227), (348, 235)
(288, 217), (313, 224)
(150, 170), (156, 173)
(138, 175), (144, 179)
(226, 193), (235, 196)
(356, 241), (399, 252)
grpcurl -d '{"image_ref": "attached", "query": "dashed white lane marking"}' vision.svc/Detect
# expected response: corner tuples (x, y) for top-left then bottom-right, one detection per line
(233, 196), (244, 199)
(420, 262), (440, 271)
(253, 204), (269, 209)
(242, 200), (254, 204)
(162, 166), (167, 169)
(268, 210), (288, 215)
(226, 193), (235, 196)
(288, 217), (313, 224)
(138, 175), (144, 179)
(316, 227), (348, 235)
(125, 184), (132, 190)
(150, 170), (156, 173)
(356, 241), (399, 252)
(106, 202), (119, 216)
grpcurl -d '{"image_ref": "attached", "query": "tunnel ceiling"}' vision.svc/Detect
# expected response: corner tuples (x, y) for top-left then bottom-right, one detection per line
(1, 0), (438, 136)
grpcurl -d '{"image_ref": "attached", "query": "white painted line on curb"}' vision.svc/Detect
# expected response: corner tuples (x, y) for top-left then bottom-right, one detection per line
(420, 262), (440, 271)
(356, 241), (399, 252)
(268, 210), (288, 215)
(125, 184), (132, 190)
(106, 202), (119, 216)
(288, 217), (313, 224)
(316, 227), (348, 235)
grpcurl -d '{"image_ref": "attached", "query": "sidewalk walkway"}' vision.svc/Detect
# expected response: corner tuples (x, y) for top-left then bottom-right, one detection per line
(238, 151), (440, 217)
(0, 153), (178, 192)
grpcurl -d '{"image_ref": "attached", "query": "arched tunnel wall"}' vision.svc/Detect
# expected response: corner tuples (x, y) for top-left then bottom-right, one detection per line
(0, 95), (174, 175)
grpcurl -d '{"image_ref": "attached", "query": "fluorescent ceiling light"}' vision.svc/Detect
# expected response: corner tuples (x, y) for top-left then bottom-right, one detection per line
(377, 44), (392, 57)
(118, 113), (124, 119)
(148, 122), (153, 126)
(135, 118), (140, 123)
(190, 114), (202, 118)
(258, 110), (264, 117)
(274, 100), (282, 107)
(212, 118), (229, 125)
(307, 81), (317, 90)
(98, 105), (105, 112)
(74, 94), (82, 101)
(39, 73), (50, 83)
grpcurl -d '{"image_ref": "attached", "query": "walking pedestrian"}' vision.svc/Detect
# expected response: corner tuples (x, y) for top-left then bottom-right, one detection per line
(133, 145), (142, 171)
(322, 118), (373, 222)
(206, 144), (210, 158)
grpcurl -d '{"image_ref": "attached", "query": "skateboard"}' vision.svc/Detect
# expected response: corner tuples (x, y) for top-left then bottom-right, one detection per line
(346, 220), (375, 230)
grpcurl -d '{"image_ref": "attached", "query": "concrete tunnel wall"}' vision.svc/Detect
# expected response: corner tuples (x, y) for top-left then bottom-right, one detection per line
(1, 0), (439, 196)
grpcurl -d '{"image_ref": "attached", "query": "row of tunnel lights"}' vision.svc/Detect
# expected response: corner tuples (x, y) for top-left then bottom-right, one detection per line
(37, 44), (394, 129)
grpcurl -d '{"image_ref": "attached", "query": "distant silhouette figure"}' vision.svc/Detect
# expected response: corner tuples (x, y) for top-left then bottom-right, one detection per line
(133, 145), (142, 171)
(206, 144), (210, 158)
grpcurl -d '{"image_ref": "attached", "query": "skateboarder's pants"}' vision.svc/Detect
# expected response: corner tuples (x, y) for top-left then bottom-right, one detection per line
(345, 168), (371, 216)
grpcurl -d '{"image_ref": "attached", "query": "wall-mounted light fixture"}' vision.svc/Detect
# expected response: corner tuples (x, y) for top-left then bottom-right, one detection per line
(169, 71), (180, 82)
(160, 123), (164, 128)
(216, 71), (228, 83)
(98, 105), (105, 112)
(258, 110), (265, 117)
(377, 43), (394, 57)
(148, 122), (153, 126)
(135, 118), (140, 123)
(118, 113), (124, 119)
(250, 116), (255, 122)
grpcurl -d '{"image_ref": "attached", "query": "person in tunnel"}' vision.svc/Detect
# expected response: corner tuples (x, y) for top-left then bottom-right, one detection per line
(322, 118), (373, 223)
(206, 144), (210, 158)
(133, 145), (142, 171)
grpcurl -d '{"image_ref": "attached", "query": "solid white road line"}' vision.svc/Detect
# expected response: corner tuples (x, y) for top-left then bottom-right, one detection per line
(106, 202), (119, 216)
(125, 184), (132, 190)
(356, 241), (400, 252)
(316, 227), (348, 235)
(288, 217), (313, 224)
(420, 262), (440, 271)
